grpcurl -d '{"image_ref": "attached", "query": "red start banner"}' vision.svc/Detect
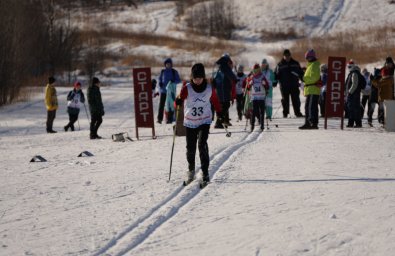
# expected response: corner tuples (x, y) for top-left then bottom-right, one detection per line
(325, 57), (346, 129)
(133, 68), (155, 139)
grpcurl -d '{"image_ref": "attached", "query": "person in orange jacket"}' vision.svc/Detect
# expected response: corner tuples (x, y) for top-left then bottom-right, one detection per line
(45, 76), (58, 133)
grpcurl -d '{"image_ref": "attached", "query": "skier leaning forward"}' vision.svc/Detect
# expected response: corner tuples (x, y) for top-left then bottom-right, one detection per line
(175, 63), (222, 184)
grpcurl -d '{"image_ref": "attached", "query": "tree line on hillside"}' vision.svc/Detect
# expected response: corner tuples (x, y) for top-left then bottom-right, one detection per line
(0, 0), (79, 106)
(0, 0), (142, 107)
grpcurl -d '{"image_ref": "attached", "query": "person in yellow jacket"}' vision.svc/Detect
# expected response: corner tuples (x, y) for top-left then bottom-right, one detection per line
(45, 76), (58, 133)
(299, 49), (321, 130)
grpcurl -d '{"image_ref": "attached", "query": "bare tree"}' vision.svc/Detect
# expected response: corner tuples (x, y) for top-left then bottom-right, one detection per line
(185, 0), (236, 40)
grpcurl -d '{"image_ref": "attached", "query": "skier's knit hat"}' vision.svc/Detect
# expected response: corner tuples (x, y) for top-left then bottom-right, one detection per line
(48, 76), (56, 84)
(304, 49), (316, 60)
(164, 58), (173, 66)
(191, 63), (205, 78)
(261, 58), (269, 65)
(253, 63), (261, 74)
(283, 49), (291, 56)
(74, 81), (81, 88)
(385, 56), (394, 65)
(347, 59), (355, 69)
(92, 77), (100, 85)
(237, 64), (244, 72)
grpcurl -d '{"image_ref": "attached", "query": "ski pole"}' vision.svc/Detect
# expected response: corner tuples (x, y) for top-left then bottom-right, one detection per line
(223, 124), (231, 137)
(168, 105), (180, 182)
(244, 118), (248, 131)
(83, 103), (90, 122)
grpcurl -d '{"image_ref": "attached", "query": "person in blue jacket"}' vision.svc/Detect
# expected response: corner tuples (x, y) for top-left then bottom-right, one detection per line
(157, 58), (181, 124)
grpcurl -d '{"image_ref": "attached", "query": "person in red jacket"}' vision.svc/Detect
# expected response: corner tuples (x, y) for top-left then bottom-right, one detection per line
(176, 63), (221, 185)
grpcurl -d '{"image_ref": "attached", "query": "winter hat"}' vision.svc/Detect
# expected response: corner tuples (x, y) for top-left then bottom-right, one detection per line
(261, 58), (269, 65)
(347, 59), (355, 69)
(92, 77), (100, 85)
(253, 63), (261, 74)
(48, 76), (56, 84)
(191, 63), (205, 78)
(237, 64), (244, 72)
(304, 49), (316, 60)
(283, 49), (291, 56)
(74, 81), (81, 88)
(385, 56), (394, 64)
(164, 58), (173, 66)
(320, 64), (328, 72)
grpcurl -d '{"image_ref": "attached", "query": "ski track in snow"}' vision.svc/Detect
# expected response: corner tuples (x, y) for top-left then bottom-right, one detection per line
(310, 0), (345, 36)
(95, 130), (263, 255)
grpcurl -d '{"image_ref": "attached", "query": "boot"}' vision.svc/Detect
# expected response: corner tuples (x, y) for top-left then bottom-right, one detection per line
(299, 123), (311, 130)
(186, 169), (195, 183)
(202, 169), (210, 183)
(202, 174), (210, 183)
(310, 124), (319, 129)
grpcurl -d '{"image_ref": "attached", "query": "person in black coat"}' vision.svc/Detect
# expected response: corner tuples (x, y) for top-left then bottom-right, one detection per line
(345, 65), (363, 128)
(274, 49), (304, 118)
(87, 77), (104, 139)
(212, 54), (237, 128)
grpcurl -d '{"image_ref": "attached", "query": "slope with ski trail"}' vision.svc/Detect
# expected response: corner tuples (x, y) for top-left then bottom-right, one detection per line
(130, 116), (395, 256)
(95, 128), (263, 255)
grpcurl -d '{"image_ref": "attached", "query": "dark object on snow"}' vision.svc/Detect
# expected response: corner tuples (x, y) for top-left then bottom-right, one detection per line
(30, 155), (47, 162)
(111, 132), (133, 142)
(78, 151), (94, 157)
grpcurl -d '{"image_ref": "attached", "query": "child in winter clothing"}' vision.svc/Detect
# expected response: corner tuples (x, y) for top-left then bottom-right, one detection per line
(45, 76), (58, 133)
(345, 63), (364, 128)
(64, 81), (85, 132)
(165, 80), (178, 123)
(246, 64), (269, 132)
(371, 57), (395, 125)
(299, 49), (321, 130)
(157, 58), (181, 124)
(319, 64), (328, 117)
(87, 77), (104, 139)
(235, 64), (247, 121)
(213, 54), (237, 128)
(261, 59), (276, 120)
(360, 68), (371, 119)
(368, 68), (383, 125)
(175, 63), (221, 184)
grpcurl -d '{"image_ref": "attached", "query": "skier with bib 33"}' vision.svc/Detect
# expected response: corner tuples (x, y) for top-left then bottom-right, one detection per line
(175, 63), (221, 187)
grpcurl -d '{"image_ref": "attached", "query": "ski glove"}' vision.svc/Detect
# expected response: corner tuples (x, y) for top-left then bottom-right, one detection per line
(175, 97), (183, 106)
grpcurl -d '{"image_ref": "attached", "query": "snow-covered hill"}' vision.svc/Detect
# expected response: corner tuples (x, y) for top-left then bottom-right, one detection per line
(233, 0), (395, 39)
(65, 0), (395, 70)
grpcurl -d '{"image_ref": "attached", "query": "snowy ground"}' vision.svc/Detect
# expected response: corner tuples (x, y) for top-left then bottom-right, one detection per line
(1, 77), (395, 255)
